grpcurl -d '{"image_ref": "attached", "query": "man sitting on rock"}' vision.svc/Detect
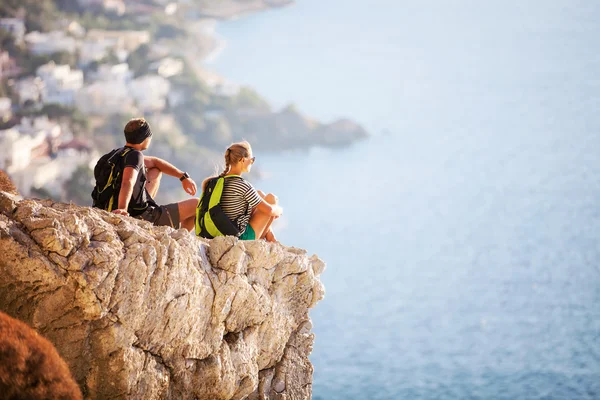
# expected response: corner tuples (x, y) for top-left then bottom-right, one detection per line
(99, 117), (198, 231)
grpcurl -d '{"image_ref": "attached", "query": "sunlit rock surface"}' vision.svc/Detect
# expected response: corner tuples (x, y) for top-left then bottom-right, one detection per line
(0, 192), (325, 399)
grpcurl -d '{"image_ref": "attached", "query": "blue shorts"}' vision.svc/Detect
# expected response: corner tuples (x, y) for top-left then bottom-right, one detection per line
(239, 224), (256, 240)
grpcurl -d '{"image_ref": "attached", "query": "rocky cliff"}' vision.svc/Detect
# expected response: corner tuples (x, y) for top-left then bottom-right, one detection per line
(0, 191), (325, 399)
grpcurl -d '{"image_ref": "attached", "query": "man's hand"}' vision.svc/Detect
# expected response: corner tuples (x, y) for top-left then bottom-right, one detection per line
(112, 209), (129, 216)
(182, 177), (197, 196)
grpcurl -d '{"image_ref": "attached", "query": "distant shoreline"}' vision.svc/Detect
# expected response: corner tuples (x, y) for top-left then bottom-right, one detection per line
(181, 0), (369, 153)
(195, 0), (294, 21)
(184, 1), (296, 83)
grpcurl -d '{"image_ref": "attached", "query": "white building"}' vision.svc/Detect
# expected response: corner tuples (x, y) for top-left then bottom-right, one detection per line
(103, 0), (126, 15)
(0, 128), (41, 173)
(0, 18), (26, 43)
(79, 38), (116, 66)
(93, 63), (132, 83)
(149, 57), (184, 78)
(128, 75), (170, 113)
(76, 81), (134, 115)
(24, 31), (78, 56)
(0, 97), (12, 122)
(86, 29), (150, 52)
(36, 62), (84, 106)
(0, 117), (92, 197)
(27, 148), (93, 198)
(67, 21), (86, 38)
(13, 77), (44, 107)
(0, 117), (61, 195)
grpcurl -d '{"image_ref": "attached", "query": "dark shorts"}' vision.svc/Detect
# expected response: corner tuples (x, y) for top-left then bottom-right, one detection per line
(138, 203), (181, 229)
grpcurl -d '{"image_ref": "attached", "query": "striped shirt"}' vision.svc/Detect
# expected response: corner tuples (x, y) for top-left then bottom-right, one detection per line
(221, 176), (262, 233)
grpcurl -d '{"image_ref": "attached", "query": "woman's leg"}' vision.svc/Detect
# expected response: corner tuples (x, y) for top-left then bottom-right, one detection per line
(249, 191), (278, 241)
(146, 167), (162, 198)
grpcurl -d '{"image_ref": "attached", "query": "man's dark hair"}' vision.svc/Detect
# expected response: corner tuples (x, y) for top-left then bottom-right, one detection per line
(124, 118), (152, 144)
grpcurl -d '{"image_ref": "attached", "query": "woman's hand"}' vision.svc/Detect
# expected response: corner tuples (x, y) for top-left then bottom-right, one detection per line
(182, 177), (197, 196)
(272, 205), (283, 218)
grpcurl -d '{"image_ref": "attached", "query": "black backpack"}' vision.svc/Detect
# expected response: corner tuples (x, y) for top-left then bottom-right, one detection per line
(91, 147), (133, 211)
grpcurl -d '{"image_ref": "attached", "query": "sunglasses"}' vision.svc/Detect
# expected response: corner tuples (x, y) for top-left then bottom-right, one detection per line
(248, 156), (256, 164)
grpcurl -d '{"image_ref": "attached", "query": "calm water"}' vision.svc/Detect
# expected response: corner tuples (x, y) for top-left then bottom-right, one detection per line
(210, 1), (600, 398)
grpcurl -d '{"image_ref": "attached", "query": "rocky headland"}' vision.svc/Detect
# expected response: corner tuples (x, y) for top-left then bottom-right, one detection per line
(0, 190), (325, 399)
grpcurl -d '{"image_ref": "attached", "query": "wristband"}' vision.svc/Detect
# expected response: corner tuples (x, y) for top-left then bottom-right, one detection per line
(180, 172), (190, 181)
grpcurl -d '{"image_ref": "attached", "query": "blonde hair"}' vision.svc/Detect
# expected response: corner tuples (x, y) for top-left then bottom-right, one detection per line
(219, 141), (252, 177)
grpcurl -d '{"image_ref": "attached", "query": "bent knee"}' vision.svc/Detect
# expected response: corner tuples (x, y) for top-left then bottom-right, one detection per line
(179, 198), (199, 218)
(264, 193), (278, 205)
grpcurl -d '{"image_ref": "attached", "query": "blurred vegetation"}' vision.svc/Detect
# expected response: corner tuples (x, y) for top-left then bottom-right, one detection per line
(53, 0), (82, 14)
(17, 104), (91, 137)
(126, 44), (151, 77)
(0, 29), (77, 75)
(64, 164), (94, 205)
(76, 12), (147, 31)
(30, 186), (55, 201)
(154, 24), (187, 40)
(0, 0), (58, 32)
(232, 87), (271, 111)
(168, 60), (211, 142)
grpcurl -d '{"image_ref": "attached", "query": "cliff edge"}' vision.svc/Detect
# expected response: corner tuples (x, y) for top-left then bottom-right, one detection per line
(0, 191), (325, 399)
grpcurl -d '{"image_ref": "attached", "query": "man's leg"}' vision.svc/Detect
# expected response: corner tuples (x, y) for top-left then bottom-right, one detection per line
(146, 167), (162, 198)
(177, 198), (199, 232)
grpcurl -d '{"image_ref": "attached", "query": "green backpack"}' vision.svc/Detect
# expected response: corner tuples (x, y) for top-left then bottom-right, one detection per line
(195, 175), (246, 239)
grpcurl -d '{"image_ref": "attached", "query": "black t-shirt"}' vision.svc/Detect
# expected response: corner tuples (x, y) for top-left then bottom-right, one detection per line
(123, 148), (157, 216)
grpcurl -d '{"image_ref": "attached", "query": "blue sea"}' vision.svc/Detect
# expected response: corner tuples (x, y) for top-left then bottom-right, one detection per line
(209, 1), (600, 399)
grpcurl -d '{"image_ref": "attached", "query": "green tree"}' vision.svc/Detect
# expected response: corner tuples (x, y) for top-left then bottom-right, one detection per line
(0, 0), (58, 32)
(71, 110), (90, 136)
(30, 186), (56, 201)
(99, 49), (120, 65)
(54, 0), (82, 13)
(205, 118), (232, 147)
(234, 87), (271, 111)
(64, 164), (94, 206)
(0, 28), (22, 55)
(39, 104), (74, 118)
(154, 24), (186, 40)
(127, 44), (151, 77)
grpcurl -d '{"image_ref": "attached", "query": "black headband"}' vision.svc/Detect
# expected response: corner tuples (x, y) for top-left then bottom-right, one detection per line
(125, 123), (152, 144)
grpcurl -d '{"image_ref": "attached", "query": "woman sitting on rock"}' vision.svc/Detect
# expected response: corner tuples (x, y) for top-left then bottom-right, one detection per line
(196, 141), (282, 242)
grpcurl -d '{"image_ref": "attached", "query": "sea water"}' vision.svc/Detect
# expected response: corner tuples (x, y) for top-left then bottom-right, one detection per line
(209, 1), (600, 398)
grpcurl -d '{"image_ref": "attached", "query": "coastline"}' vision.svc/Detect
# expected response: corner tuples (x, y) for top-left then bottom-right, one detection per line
(180, 1), (293, 88)
(195, 0), (294, 20)
(182, 2), (369, 150)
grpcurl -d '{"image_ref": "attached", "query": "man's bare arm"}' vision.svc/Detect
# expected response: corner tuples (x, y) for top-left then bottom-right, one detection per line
(144, 156), (183, 178)
(112, 167), (138, 215)
(144, 156), (197, 196)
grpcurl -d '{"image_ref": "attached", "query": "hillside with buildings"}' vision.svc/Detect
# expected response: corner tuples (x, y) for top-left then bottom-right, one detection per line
(0, 0), (368, 205)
